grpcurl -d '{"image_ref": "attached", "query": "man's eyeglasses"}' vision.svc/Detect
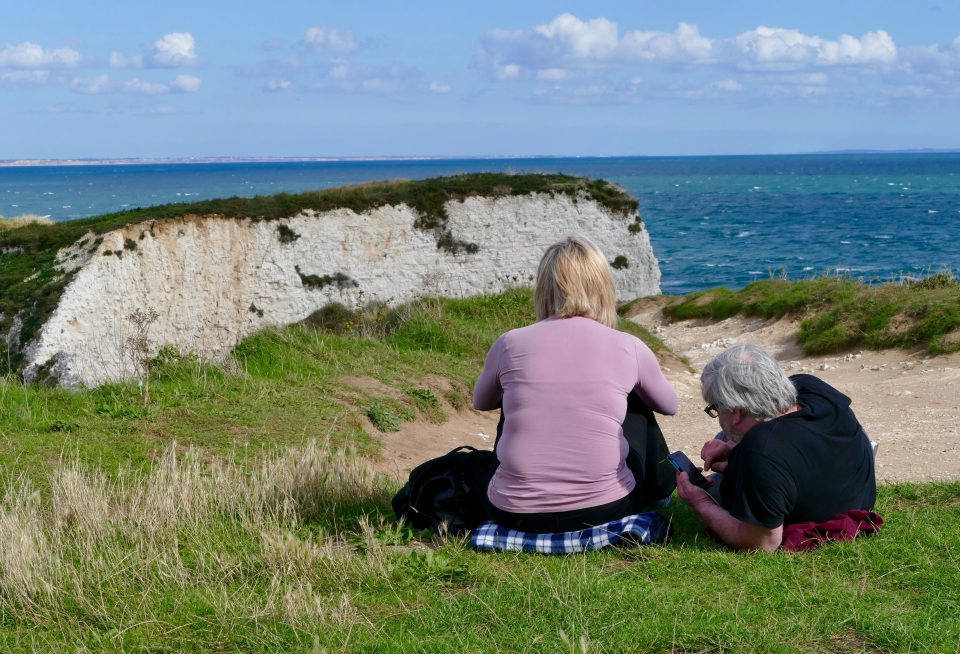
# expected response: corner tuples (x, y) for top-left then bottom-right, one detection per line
(703, 404), (719, 418)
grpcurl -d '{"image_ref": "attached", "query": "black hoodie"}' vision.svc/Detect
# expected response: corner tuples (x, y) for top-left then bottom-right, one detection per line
(721, 374), (877, 528)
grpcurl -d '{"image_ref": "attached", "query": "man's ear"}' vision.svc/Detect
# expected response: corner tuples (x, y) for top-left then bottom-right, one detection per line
(730, 407), (746, 429)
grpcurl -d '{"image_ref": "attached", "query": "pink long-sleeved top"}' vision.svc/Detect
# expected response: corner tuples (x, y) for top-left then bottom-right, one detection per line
(473, 316), (678, 514)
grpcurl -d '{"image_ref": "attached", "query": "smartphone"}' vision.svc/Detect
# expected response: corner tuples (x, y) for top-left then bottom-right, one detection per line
(668, 451), (712, 490)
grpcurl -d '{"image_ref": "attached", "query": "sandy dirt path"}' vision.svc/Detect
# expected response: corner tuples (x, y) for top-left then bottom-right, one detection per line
(372, 301), (960, 483)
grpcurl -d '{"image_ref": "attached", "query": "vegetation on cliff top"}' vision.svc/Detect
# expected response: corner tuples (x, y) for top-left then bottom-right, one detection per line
(0, 173), (639, 372)
(661, 272), (960, 355)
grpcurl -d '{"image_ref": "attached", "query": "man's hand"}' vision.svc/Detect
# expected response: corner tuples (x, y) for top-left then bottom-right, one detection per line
(676, 471), (782, 552)
(701, 439), (735, 472)
(675, 471), (714, 511)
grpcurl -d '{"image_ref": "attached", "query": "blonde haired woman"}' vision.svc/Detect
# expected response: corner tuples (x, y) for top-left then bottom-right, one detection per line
(474, 235), (679, 532)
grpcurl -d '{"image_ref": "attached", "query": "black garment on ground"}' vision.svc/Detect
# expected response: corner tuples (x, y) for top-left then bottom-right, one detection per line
(721, 374), (876, 529)
(484, 391), (676, 533)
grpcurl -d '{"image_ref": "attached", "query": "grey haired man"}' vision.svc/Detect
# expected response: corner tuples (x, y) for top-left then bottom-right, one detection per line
(676, 344), (876, 552)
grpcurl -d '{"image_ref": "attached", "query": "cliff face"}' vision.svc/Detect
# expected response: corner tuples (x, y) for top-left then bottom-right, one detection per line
(9, 184), (661, 387)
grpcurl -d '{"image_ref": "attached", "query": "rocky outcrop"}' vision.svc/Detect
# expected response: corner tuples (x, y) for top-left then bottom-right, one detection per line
(3, 176), (662, 386)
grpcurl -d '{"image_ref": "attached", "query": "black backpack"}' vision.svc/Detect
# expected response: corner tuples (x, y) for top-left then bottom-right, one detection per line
(392, 445), (495, 534)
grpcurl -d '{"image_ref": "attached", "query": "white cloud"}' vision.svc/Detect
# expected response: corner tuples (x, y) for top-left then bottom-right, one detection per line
(495, 63), (520, 80)
(0, 70), (51, 85)
(243, 24), (449, 96)
(735, 27), (896, 68)
(475, 15), (958, 105)
(111, 33), (197, 70)
(0, 42), (80, 68)
(304, 26), (358, 54)
(302, 61), (426, 94)
(479, 15), (900, 76)
(477, 16), (719, 76)
(620, 22), (716, 63)
(361, 78), (397, 93)
(71, 74), (112, 94)
(124, 77), (171, 95)
(150, 32), (198, 67)
(713, 79), (743, 92)
(110, 51), (143, 69)
(172, 74), (201, 92)
(533, 82), (614, 105)
(329, 64), (350, 80)
(537, 68), (569, 81)
(67, 73), (198, 95)
(899, 37), (960, 81)
(799, 72), (829, 84)
(678, 77), (748, 99)
(736, 27), (820, 65)
(533, 13), (619, 59)
(887, 84), (934, 98)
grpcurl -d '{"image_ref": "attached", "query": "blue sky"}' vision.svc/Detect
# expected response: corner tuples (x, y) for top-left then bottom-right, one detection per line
(3, 1), (959, 159)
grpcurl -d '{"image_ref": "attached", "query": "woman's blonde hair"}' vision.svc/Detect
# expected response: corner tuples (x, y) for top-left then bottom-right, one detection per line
(535, 235), (618, 328)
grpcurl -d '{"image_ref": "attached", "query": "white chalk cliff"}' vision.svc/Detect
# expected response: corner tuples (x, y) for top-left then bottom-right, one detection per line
(24, 192), (661, 386)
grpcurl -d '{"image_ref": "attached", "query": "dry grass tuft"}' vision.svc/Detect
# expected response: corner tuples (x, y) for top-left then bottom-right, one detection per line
(0, 439), (386, 633)
(0, 214), (54, 230)
(0, 481), (60, 610)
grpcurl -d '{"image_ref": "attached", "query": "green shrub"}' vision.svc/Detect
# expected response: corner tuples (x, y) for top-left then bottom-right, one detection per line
(443, 388), (466, 410)
(295, 266), (357, 290)
(276, 223), (301, 244)
(366, 400), (415, 432)
(906, 270), (958, 290)
(406, 387), (438, 408)
(405, 387), (444, 423)
(304, 302), (358, 333)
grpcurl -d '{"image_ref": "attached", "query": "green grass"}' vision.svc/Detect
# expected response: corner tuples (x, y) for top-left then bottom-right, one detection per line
(0, 288), (956, 652)
(1, 454), (956, 653)
(0, 288), (538, 484)
(662, 273), (960, 355)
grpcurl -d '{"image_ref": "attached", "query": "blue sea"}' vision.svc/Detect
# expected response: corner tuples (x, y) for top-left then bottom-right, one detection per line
(3, 154), (959, 295)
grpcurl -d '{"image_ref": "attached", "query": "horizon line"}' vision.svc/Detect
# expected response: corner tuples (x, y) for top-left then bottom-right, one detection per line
(3, 148), (960, 168)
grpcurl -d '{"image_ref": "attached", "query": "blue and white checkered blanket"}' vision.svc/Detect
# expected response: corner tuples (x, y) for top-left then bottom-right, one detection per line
(470, 511), (670, 554)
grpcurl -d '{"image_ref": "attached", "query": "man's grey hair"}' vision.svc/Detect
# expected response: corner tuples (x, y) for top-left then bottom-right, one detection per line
(701, 343), (797, 421)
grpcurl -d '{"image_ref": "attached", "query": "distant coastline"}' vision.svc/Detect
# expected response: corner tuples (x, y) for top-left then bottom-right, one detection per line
(3, 150), (960, 168)
(0, 155), (559, 168)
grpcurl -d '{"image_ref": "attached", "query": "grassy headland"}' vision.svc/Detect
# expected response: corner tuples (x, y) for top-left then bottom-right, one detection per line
(0, 286), (957, 652)
(0, 173), (640, 374)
